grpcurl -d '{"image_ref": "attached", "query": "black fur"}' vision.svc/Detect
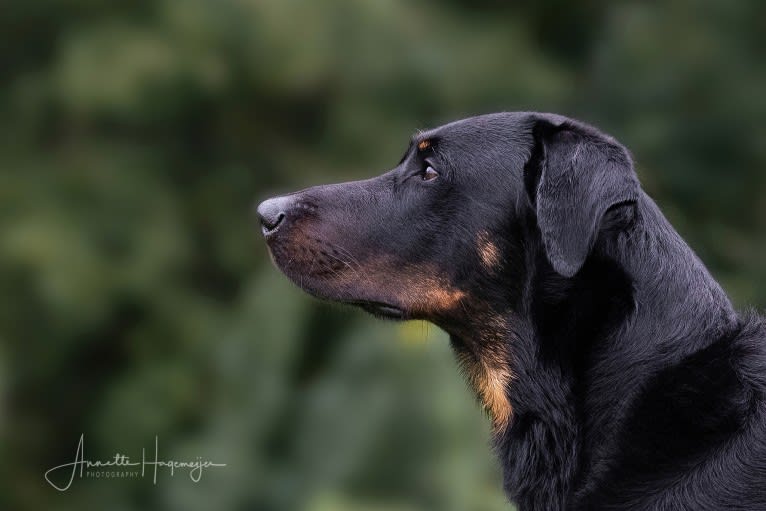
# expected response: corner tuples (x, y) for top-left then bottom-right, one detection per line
(256, 112), (766, 509)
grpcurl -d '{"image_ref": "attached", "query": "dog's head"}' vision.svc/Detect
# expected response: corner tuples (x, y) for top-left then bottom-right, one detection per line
(257, 112), (638, 330)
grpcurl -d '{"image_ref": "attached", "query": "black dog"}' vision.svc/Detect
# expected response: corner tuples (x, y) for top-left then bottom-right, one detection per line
(256, 112), (766, 509)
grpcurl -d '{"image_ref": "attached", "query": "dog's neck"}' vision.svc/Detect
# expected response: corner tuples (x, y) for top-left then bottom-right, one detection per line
(457, 192), (739, 509)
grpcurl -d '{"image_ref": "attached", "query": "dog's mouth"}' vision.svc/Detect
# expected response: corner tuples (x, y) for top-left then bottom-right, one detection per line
(263, 233), (410, 321)
(346, 300), (407, 320)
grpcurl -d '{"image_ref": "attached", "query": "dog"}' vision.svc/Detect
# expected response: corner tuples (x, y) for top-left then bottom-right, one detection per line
(256, 112), (766, 509)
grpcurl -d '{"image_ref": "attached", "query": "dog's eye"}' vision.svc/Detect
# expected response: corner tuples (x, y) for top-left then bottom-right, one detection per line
(422, 166), (439, 181)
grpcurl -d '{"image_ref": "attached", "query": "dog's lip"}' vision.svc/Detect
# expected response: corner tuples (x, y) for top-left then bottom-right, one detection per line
(261, 223), (282, 238)
(346, 300), (407, 320)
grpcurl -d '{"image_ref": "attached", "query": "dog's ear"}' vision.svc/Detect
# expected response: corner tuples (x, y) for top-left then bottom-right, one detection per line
(525, 116), (639, 277)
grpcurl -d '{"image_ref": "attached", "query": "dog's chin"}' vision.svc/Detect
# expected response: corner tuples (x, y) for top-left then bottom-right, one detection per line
(278, 270), (408, 321)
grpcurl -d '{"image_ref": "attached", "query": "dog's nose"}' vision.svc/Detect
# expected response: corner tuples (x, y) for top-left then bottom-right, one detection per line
(256, 196), (289, 235)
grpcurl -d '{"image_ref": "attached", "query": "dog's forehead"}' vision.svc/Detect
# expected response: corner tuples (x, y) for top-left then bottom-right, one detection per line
(417, 112), (560, 151)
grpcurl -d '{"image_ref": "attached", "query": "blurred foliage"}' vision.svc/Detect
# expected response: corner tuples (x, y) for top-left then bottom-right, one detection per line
(0, 0), (764, 510)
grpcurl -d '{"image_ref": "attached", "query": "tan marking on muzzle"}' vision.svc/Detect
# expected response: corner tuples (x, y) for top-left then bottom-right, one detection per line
(477, 231), (501, 272)
(357, 260), (467, 314)
(324, 258), (466, 316)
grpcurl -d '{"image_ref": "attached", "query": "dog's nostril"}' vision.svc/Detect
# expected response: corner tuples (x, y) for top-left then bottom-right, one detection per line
(256, 198), (288, 234)
(264, 212), (285, 231)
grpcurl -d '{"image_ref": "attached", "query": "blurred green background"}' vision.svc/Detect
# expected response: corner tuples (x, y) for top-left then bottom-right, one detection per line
(1, 1), (764, 510)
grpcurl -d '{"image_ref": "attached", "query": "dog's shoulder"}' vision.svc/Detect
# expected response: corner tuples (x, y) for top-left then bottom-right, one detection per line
(582, 312), (766, 508)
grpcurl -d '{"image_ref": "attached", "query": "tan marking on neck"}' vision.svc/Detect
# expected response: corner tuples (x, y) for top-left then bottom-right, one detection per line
(477, 231), (501, 272)
(459, 351), (513, 430)
(455, 316), (514, 431)
(477, 362), (513, 427)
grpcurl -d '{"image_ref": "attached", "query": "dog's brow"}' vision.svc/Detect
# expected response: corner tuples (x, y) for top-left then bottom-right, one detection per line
(399, 133), (436, 164)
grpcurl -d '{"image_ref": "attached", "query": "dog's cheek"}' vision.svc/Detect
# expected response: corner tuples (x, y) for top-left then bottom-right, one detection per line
(476, 231), (502, 273)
